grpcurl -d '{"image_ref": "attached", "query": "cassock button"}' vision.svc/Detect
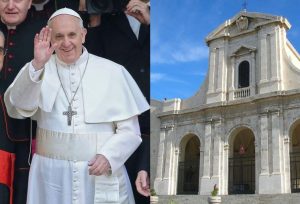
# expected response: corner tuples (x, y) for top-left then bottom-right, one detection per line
(9, 42), (14, 46)
(8, 54), (13, 59)
(9, 30), (15, 35)
(8, 68), (13, 72)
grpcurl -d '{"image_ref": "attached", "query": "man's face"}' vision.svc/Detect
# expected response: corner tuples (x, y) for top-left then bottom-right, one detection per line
(0, 0), (32, 26)
(0, 35), (5, 71)
(50, 15), (87, 65)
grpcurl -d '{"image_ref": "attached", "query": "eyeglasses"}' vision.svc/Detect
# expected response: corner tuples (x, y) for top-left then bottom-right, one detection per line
(0, 47), (7, 56)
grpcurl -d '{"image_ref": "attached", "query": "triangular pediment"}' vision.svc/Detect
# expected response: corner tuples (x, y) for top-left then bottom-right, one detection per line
(206, 11), (291, 44)
(231, 45), (256, 56)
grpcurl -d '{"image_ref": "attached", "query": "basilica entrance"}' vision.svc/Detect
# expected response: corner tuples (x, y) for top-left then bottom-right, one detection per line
(228, 128), (255, 194)
(177, 135), (200, 194)
(290, 122), (300, 192)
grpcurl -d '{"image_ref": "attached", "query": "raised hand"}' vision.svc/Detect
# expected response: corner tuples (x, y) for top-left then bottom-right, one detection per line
(32, 26), (57, 70)
(125, 0), (150, 25)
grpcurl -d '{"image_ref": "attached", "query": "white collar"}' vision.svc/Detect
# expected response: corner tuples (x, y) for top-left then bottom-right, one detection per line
(126, 14), (141, 39)
(32, 0), (50, 11)
(55, 47), (89, 67)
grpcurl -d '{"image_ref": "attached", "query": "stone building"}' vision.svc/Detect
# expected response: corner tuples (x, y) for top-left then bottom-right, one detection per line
(151, 11), (300, 196)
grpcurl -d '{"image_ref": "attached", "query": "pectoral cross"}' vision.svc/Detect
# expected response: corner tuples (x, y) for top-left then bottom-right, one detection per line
(63, 105), (77, 126)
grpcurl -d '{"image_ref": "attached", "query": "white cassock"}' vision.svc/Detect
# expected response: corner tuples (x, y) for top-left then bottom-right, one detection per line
(4, 48), (149, 204)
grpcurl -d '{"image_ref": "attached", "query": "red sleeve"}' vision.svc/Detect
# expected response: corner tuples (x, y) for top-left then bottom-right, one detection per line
(0, 150), (15, 204)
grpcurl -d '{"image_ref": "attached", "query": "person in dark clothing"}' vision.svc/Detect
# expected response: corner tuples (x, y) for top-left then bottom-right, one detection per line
(0, 1), (47, 204)
(86, 0), (151, 202)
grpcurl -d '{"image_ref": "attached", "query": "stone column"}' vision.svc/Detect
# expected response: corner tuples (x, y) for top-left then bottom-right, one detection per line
(199, 120), (212, 195)
(283, 136), (291, 193)
(216, 48), (224, 92)
(208, 49), (216, 93)
(211, 120), (222, 195)
(172, 148), (180, 194)
(264, 110), (284, 194)
(260, 113), (269, 174)
(222, 143), (229, 195)
(250, 52), (256, 96)
(271, 110), (281, 173)
(163, 128), (174, 179)
(270, 28), (280, 81)
(155, 128), (166, 180)
(203, 121), (212, 177)
(229, 57), (235, 100)
(212, 120), (222, 177)
(154, 125), (174, 195)
(198, 146), (204, 195)
(259, 34), (268, 83)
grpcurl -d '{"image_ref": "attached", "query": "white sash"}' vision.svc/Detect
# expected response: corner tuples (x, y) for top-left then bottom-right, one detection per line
(36, 128), (120, 204)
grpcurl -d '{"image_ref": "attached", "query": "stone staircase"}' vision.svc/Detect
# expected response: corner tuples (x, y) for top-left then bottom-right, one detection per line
(157, 193), (300, 204)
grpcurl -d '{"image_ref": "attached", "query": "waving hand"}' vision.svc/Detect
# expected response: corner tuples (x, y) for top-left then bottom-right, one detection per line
(32, 27), (58, 70)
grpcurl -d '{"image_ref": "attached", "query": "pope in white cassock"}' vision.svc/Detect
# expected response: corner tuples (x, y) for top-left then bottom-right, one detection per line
(4, 8), (149, 204)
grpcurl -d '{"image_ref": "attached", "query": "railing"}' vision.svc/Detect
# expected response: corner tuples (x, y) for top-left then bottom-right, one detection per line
(290, 152), (300, 193)
(228, 156), (255, 194)
(234, 87), (251, 99)
(177, 160), (199, 195)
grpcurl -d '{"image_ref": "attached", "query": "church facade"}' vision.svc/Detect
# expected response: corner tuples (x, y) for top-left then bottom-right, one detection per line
(151, 11), (300, 195)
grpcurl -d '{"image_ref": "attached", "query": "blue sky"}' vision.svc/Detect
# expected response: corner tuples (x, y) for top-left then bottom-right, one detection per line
(151, 0), (300, 100)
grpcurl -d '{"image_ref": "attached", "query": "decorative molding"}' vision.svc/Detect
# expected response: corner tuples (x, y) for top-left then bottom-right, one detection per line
(236, 16), (249, 31)
(284, 137), (289, 144)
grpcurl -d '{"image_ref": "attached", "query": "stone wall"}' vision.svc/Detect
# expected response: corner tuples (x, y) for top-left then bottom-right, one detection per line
(157, 194), (300, 204)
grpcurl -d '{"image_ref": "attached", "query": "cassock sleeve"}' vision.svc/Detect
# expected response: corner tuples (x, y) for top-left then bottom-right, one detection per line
(98, 116), (142, 174)
(4, 62), (43, 118)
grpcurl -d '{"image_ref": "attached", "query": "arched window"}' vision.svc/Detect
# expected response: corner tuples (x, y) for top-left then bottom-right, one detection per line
(238, 61), (250, 88)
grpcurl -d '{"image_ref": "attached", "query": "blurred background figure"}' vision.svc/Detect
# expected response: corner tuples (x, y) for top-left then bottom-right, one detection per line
(0, 30), (5, 71)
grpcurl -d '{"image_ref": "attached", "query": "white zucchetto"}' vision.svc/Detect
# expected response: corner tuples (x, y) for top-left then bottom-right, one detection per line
(48, 8), (82, 23)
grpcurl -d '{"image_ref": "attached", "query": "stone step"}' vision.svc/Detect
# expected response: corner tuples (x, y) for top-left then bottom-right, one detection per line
(156, 193), (300, 204)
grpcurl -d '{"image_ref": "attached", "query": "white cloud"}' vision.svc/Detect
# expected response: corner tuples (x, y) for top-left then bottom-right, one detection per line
(151, 41), (208, 64)
(151, 73), (165, 83)
(151, 72), (188, 84)
(171, 43), (208, 63)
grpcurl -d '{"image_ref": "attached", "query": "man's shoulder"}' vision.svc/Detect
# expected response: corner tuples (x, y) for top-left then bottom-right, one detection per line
(89, 54), (124, 72)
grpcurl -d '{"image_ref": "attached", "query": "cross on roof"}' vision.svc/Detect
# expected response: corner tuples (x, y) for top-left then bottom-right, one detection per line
(242, 0), (248, 11)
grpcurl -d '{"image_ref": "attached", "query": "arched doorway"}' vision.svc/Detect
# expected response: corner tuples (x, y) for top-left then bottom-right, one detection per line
(177, 135), (200, 194)
(290, 121), (300, 192)
(228, 128), (255, 194)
